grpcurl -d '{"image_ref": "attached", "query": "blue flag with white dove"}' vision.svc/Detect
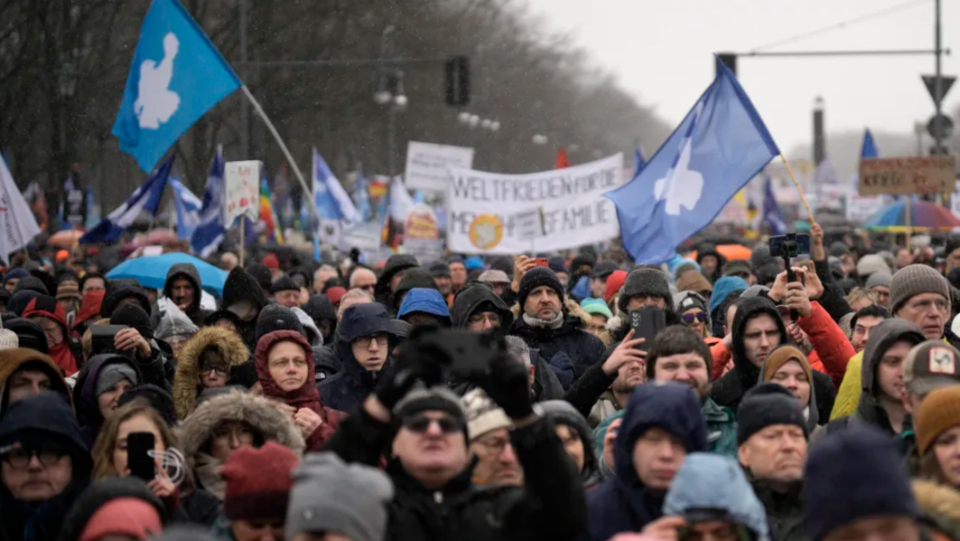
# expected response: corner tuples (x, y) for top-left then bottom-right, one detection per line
(190, 149), (226, 257)
(606, 56), (780, 264)
(112, 0), (241, 172)
(81, 155), (174, 244)
(169, 176), (202, 240)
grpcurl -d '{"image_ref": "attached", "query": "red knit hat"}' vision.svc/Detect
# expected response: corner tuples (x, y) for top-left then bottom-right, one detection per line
(605, 270), (628, 304)
(262, 253), (280, 270)
(220, 441), (299, 521)
(78, 497), (162, 541)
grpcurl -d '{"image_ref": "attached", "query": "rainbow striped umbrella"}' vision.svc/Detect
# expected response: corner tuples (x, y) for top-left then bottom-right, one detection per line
(863, 199), (960, 230)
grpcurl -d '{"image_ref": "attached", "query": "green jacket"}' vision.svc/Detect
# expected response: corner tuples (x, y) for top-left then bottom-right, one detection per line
(751, 479), (807, 541)
(702, 397), (738, 459)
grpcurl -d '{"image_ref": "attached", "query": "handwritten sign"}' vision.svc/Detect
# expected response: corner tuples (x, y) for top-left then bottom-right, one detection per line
(224, 161), (262, 224)
(858, 155), (957, 196)
(405, 142), (474, 192)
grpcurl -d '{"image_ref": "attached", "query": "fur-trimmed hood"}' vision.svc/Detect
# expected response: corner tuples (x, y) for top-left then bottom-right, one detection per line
(509, 298), (591, 329)
(913, 479), (960, 539)
(177, 390), (305, 469)
(173, 327), (250, 420)
(0, 348), (73, 415)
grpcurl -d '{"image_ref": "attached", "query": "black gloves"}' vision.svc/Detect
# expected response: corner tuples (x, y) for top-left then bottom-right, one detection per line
(374, 334), (444, 410)
(478, 352), (534, 419)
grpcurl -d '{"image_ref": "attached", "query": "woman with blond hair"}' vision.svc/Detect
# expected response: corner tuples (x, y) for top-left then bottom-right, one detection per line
(91, 400), (220, 526)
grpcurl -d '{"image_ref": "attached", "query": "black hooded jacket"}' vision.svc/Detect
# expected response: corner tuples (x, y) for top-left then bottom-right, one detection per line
(57, 478), (168, 541)
(697, 244), (728, 284)
(162, 263), (212, 327)
(451, 283), (514, 330)
(317, 303), (393, 411)
(221, 268), (268, 353)
(391, 268), (439, 314)
(375, 254), (418, 306)
(710, 296), (835, 417)
(100, 279), (151, 319)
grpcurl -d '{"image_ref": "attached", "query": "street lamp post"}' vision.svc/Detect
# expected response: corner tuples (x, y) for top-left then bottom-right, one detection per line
(375, 26), (407, 177)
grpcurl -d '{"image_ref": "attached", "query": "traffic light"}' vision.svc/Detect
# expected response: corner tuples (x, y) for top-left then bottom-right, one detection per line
(717, 53), (737, 77)
(445, 56), (470, 106)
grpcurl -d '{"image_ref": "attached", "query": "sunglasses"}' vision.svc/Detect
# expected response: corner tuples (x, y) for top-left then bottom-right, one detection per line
(681, 312), (707, 325)
(402, 414), (463, 435)
(1, 446), (68, 468)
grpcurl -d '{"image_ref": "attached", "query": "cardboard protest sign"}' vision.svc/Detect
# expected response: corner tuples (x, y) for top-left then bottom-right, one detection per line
(447, 154), (622, 254)
(858, 156), (957, 196)
(224, 161), (261, 224)
(405, 142), (474, 192)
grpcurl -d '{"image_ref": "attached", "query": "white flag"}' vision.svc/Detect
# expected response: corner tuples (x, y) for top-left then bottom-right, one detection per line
(0, 156), (41, 264)
(389, 175), (415, 222)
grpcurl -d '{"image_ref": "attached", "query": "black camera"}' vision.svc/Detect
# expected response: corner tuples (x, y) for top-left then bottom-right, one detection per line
(768, 233), (811, 259)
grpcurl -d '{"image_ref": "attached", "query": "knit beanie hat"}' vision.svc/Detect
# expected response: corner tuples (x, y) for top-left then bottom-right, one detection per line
(605, 270), (628, 304)
(461, 388), (512, 441)
(394, 385), (467, 433)
(77, 497), (163, 541)
(4, 317), (46, 353)
(736, 383), (808, 446)
(56, 282), (82, 301)
(261, 254), (280, 270)
(0, 327), (17, 350)
(110, 304), (154, 340)
(430, 262), (452, 278)
(890, 264), (951, 313)
(581, 298), (613, 320)
(676, 272), (713, 294)
(760, 346), (813, 387)
(255, 304), (305, 344)
(117, 384), (178, 427)
(916, 386), (960, 455)
(618, 268), (672, 315)
(803, 426), (917, 541)
(856, 254), (891, 279)
(286, 453), (393, 541)
(271, 275), (300, 294)
(865, 271), (892, 290)
(517, 267), (564, 309)
(723, 259), (754, 279)
(220, 441), (299, 521)
(829, 242), (850, 258)
(547, 257), (566, 275)
(96, 363), (139, 397)
(593, 261), (619, 280)
(14, 276), (49, 295)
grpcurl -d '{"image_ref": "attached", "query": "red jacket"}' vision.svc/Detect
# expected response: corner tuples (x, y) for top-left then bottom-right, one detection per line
(22, 296), (80, 376)
(709, 301), (853, 387)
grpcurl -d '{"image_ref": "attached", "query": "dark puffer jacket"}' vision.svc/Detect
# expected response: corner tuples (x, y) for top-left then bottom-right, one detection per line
(317, 303), (393, 412)
(325, 405), (587, 541)
(711, 297), (835, 418)
(57, 478), (168, 541)
(163, 263), (212, 327)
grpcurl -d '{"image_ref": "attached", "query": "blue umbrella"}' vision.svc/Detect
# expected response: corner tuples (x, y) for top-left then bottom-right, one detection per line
(106, 253), (229, 295)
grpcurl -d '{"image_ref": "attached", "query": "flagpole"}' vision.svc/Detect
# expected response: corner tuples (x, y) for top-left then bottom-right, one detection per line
(778, 154), (816, 223)
(240, 218), (245, 267)
(240, 86), (319, 227)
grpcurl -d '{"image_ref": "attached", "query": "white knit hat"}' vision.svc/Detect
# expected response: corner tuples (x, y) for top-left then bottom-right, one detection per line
(461, 388), (512, 441)
(0, 329), (17, 350)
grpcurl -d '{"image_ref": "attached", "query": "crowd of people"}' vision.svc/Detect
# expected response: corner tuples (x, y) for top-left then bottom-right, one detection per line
(4, 222), (960, 541)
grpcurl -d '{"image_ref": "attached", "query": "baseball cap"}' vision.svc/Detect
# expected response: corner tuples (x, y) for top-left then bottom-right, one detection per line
(478, 270), (510, 284)
(723, 260), (753, 278)
(903, 341), (960, 397)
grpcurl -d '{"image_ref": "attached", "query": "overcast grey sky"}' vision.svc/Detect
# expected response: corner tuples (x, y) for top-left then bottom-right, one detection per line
(526, 0), (956, 157)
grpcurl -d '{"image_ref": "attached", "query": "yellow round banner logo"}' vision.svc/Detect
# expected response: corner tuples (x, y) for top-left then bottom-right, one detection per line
(468, 214), (503, 250)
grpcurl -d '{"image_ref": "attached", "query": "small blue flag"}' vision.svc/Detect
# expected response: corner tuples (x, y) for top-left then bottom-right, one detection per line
(169, 176), (202, 240)
(112, 0), (241, 172)
(81, 155), (174, 244)
(606, 56), (780, 264)
(761, 174), (787, 235)
(312, 150), (358, 222)
(354, 170), (373, 222)
(633, 143), (648, 178)
(190, 149), (226, 257)
(861, 129), (879, 159)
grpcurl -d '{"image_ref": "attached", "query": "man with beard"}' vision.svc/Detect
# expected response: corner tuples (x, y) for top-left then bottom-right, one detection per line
(509, 268), (605, 381)
(737, 383), (809, 541)
(161, 263), (212, 327)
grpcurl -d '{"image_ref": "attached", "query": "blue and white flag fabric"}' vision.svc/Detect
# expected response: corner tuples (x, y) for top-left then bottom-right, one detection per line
(312, 150), (359, 222)
(169, 176), (202, 240)
(81, 155), (174, 244)
(0, 155), (41, 263)
(353, 171), (372, 222)
(606, 56), (780, 264)
(85, 185), (101, 230)
(760, 174), (787, 235)
(190, 149), (226, 257)
(389, 175), (415, 223)
(112, 0), (241, 172)
(633, 142), (648, 178)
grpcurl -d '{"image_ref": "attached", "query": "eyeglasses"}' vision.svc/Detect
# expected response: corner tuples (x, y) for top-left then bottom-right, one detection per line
(467, 313), (502, 326)
(681, 312), (707, 325)
(402, 414), (463, 434)
(200, 366), (227, 376)
(1, 446), (67, 468)
(354, 334), (389, 349)
(907, 298), (949, 314)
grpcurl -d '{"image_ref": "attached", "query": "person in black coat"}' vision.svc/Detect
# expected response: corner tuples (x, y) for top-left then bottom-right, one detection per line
(374, 254), (419, 307)
(57, 477), (168, 541)
(220, 268), (269, 354)
(324, 331), (587, 541)
(318, 303), (395, 412)
(162, 263), (213, 327)
(509, 268), (605, 381)
(0, 393), (93, 541)
(584, 382), (707, 541)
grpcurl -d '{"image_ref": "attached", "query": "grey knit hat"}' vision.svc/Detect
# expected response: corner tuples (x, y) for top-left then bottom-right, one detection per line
(865, 271), (892, 290)
(394, 385), (467, 426)
(856, 254), (891, 279)
(286, 453), (393, 541)
(96, 363), (139, 396)
(890, 264), (951, 314)
(618, 268), (672, 314)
